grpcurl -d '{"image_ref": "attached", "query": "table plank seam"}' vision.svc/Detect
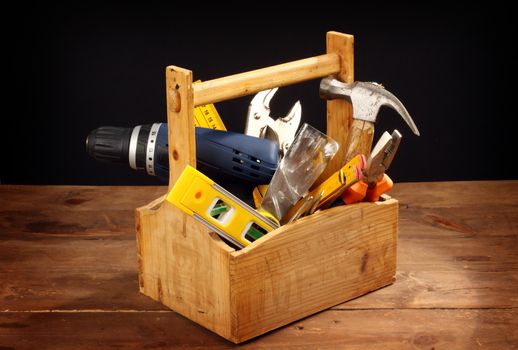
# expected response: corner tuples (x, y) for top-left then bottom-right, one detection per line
(2, 307), (517, 313)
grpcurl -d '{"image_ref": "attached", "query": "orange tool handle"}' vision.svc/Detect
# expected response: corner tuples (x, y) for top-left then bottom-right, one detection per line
(364, 174), (393, 202)
(341, 181), (368, 204)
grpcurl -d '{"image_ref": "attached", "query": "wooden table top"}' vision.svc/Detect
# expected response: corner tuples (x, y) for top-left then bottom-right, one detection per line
(1, 181), (517, 349)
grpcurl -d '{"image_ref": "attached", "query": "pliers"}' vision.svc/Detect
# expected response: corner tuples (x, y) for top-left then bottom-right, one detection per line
(341, 130), (402, 204)
(245, 88), (302, 157)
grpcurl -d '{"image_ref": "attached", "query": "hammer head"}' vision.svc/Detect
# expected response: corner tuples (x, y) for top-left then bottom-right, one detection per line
(320, 78), (420, 136)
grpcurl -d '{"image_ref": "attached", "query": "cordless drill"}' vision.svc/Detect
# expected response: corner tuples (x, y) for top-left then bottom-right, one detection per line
(86, 123), (279, 184)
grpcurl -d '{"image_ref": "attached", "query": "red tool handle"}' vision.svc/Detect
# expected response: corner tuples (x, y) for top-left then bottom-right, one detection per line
(364, 174), (393, 202)
(341, 181), (368, 204)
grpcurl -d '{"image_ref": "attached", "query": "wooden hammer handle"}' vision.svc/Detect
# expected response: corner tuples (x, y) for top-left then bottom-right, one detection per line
(343, 119), (375, 165)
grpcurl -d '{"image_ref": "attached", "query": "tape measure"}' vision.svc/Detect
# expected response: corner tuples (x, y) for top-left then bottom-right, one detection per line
(252, 184), (269, 209)
(193, 81), (226, 131)
(166, 165), (279, 249)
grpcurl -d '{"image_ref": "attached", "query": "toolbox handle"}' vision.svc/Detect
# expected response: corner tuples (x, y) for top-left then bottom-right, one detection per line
(193, 54), (341, 106)
(166, 31), (353, 188)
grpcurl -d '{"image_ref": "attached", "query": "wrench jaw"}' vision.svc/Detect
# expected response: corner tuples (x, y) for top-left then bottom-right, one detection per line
(245, 88), (278, 137)
(261, 87), (278, 112)
(245, 88), (302, 158)
(275, 100), (301, 155)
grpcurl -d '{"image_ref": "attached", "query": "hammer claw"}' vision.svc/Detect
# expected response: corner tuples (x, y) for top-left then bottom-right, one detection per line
(374, 87), (420, 136)
(319, 77), (420, 165)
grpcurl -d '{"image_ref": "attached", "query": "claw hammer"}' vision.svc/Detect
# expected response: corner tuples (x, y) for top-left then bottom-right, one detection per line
(319, 78), (420, 165)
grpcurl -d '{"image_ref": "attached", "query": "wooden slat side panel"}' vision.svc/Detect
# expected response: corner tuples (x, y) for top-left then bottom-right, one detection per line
(230, 200), (397, 342)
(2, 309), (516, 350)
(136, 199), (233, 340)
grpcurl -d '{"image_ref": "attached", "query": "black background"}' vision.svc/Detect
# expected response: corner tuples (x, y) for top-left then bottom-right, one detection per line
(2, 2), (515, 185)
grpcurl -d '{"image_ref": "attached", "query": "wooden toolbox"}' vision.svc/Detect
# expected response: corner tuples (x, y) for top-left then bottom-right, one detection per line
(136, 31), (398, 343)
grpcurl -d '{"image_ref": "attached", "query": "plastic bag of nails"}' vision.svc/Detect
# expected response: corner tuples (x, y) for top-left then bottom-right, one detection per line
(260, 123), (339, 222)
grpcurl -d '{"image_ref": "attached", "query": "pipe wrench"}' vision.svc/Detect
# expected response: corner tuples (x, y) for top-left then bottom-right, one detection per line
(341, 130), (402, 204)
(245, 88), (302, 157)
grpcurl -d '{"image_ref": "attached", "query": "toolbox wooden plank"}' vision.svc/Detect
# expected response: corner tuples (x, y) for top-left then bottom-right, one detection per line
(165, 66), (196, 187)
(136, 199), (235, 340)
(193, 54), (341, 106)
(315, 32), (354, 185)
(1, 309), (516, 349)
(229, 199), (397, 342)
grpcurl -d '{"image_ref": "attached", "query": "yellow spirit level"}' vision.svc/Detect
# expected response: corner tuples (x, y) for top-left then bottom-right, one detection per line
(166, 165), (279, 248)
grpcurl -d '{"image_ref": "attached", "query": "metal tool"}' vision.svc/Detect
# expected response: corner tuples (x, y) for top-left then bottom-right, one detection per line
(166, 165), (279, 249)
(286, 195), (314, 224)
(365, 130), (401, 185)
(245, 88), (302, 157)
(307, 191), (324, 216)
(282, 154), (366, 223)
(259, 123), (339, 223)
(319, 78), (419, 165)
(342, 130), (401, 204)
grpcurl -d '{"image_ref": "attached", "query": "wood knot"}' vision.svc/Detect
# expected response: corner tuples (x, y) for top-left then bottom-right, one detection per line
(157, 278), (163, 301)
(65, 197), (89, 206)
(413, 333), (438, 347)
(172, 149), (179, 160)
(360, 252), (369, 273)
(171, 90), (181, 112)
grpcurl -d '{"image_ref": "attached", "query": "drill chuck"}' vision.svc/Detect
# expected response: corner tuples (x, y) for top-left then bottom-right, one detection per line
(86, 123), (169, 179)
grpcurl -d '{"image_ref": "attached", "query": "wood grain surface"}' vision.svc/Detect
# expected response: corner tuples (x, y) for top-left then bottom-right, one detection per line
(1, 181), (517, 349)
(192, 53), (341, 106)
(314, 32), (354, 186)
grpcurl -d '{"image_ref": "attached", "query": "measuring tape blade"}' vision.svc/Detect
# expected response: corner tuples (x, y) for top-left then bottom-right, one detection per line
(193, 81), (226, 131)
